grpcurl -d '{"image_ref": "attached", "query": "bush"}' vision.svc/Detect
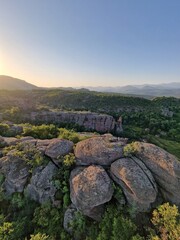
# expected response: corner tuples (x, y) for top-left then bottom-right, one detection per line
(29, 233), (49, 240)
(23, 124), (58, 139)
(3, 143), (45, 171)
(97, 205), (141, 240)
(150, 202), (180, 240)
(0, 222), (14, 240)
(33, 202), (64, 238)
(62, 153), (76, 167)
(58, 128), (81, 143)
(123, 142), (139, 157)
(0, 124), (10, 137)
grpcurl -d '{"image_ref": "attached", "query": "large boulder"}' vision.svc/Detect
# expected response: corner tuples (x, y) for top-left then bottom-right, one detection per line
(45, 139), (74, 160)
(74, 135), (123, 166)
(111, 157), (158, 212)
(26, 162), (57, 204)
(70, 165), (113, 220)
(133, 142), (180, 205)
(0, 155), (30, 195)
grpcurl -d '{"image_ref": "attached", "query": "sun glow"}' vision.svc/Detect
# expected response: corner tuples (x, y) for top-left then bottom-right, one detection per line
(0, 64), (2, 74)
(0, 57), (3, 74)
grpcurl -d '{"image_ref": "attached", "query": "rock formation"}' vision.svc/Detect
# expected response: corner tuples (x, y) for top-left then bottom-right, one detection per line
(133, 141), (180, 205)
(70, 165), (114, 220)
(28, 111), (116, 133)
(0, 134), (180, 223)
(26, 162), (57, 203)
(75, 134), (123, 166)
(0, 154), (30, 195)
(111, 156), (158, 211)
(45, 139), (74, 161)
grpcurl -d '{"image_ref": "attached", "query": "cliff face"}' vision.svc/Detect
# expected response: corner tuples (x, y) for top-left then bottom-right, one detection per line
(1, 134), (180, 227)
(29, 111), (116, 133)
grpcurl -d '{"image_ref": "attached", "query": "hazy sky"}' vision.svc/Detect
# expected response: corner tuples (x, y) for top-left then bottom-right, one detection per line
(0, 0), (180, 87)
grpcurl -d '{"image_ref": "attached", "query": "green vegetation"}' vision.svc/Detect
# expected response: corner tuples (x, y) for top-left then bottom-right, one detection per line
(0, 145), (180, 239)
(62, 153), (76, 167)
(3, 143), (45, 171)
(0, 90), (180, 239)
(146, 136), (180, 158)
(23, 124), (59, 139)
(58, 127), (87, 143)
(151, 203), (180, 240)
(29, 233), (50, 240)
(123, 142), (139, 157)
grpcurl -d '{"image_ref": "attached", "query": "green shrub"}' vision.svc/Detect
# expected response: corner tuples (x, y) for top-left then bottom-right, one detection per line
(29, 233), (50, 240)
(23, 124), (58, 139)
(62, 153), (76, 167)
(3, 143), (45, 171)
(33, 202), (63, 238)
(150, 202), (180, 240)
(0, 222), (14, 240)
(97, 205), (141, 240)
(0, 124), (10, 137)
(58, 128), (81, 143)
(123, 142), (139, 157)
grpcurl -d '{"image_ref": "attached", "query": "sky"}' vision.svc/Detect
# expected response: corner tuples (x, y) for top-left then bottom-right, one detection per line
(0, 0), (180, 87)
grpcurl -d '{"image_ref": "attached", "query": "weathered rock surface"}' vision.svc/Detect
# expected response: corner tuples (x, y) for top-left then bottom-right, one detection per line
(0, 155), (30, 195)
(111, 157), (158, 212)
(29, 111), (116, 133)
(36, 139), (52, 153)
(133, 142), (180, 205)
(1, 133), (180, 222)
(0, 136), (7, 148)
(75, 135), (123, 166)
(45, 139), (74, 160)
(26, 162), (57, 204)
(63, 204), (78, 234)
(2, 136), (36, 146)
(2, 137), (19, 146)
(70, 165), (113, 220)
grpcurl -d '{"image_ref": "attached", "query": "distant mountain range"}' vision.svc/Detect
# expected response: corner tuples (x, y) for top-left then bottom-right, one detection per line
(0, 75), (179, 97)
(0, 76), (38, 90)
(85, 82), (180, 98)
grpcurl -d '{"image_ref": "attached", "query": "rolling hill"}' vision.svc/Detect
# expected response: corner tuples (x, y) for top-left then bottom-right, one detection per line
(86, 82), (180, 97)
(0, 75), (38, 90)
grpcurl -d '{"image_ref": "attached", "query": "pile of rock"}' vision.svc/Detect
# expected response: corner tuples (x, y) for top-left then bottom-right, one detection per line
(0, 134), (180, 231)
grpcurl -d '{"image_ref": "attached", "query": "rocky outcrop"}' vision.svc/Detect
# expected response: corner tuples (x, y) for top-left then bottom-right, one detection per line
(29, 111), (116, 133)
(133, 142), (180, 205)
(70, 165), (113, 220)
(111, 157), (158, 212)
(75, 134), (123, 166)
(1, 134), (180, 224)
(45, 139), (74, 160)
(0, 155), (30, 195)
(26, 162), (57, 204)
